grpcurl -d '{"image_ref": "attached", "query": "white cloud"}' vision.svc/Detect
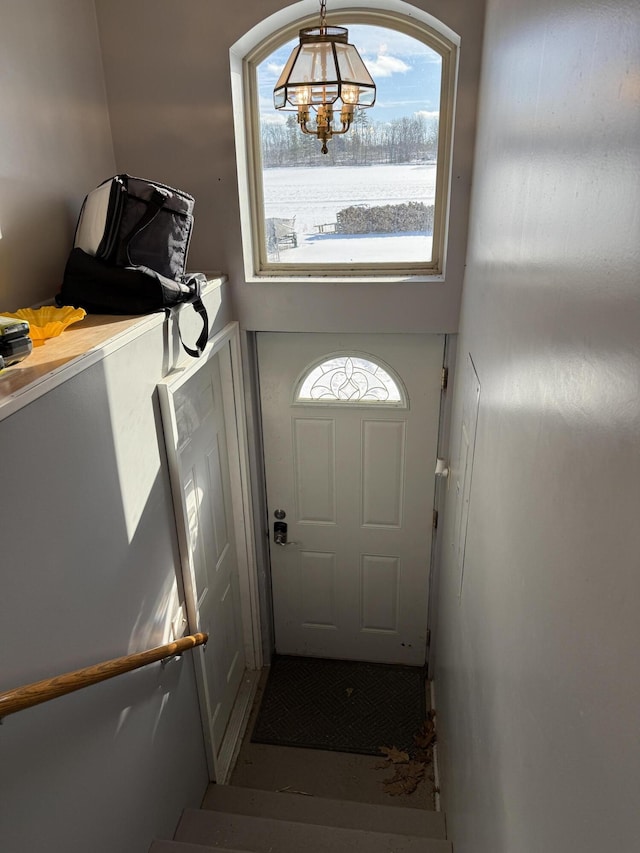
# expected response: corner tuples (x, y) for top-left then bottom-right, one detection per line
(374, 99), (434, 110)
(265, 62), (284, 78)
(350, 25), (440, 61)
(364, 50), (410, 78)
(415, 110), (440, 121)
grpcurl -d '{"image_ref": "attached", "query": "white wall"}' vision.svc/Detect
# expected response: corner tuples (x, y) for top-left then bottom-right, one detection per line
(0, 5), (236, 851)
(0, 0), (116, 311)
(0, 285), (233, 853)
(94, 0), (486, 333)
(435, 0), (640, 851)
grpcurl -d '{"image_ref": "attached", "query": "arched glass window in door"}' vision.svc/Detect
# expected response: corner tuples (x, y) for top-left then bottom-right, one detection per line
(295, 353), (407, 406)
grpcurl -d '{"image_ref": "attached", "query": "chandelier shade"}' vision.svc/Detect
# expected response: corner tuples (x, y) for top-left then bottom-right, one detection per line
(273, 15), (376, 153)
(274, 27), (376, 111)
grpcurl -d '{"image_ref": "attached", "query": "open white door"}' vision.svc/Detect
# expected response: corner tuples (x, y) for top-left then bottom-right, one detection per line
(159, 323), (260, 781)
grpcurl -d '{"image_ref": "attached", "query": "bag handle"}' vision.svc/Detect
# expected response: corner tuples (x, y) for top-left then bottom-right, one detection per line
(123, 188), (167, 266)
(172, 273), (209, 357)
(175, 296), (209, 358)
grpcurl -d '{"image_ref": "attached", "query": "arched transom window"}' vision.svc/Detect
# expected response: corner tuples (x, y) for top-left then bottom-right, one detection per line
(295, 353), (407, 406)
(237, 8), (458, 279)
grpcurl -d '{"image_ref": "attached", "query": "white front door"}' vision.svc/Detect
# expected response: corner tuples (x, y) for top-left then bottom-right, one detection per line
(258, 333), (443, 666)
(159, 331), (253, 781)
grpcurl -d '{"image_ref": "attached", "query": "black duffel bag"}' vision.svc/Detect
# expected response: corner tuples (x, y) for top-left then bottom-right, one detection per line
(74, 174), (195, 278)
(58, 248), (209, 359)
(57, 174), (208, 357)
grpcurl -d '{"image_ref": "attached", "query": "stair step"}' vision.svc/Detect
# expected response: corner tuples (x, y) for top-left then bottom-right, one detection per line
(201, 784), (446, 839)
(175, 808), (452, 853)
(150, 843), (245, 853)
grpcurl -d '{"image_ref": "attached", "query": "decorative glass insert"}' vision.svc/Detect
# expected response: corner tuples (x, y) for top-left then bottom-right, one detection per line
(296, 355), (405, 404)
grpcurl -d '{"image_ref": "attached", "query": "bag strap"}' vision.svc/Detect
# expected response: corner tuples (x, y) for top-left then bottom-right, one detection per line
(170, 273), (209, 357)
(123, 188), (167, 265)
(175, 295), (209, 358)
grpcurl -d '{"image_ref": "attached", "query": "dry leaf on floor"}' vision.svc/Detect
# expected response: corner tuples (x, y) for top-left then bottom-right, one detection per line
(414, 716), (437, 751)
(379, 745), (410, 763)
(383, 761), (426, 796)
(377, 716), (437, 798)
(383, 761), (425, 785)
(414, 731), (435, 750)
(383, 778), (415, 796)
(404, 760), (426, 779)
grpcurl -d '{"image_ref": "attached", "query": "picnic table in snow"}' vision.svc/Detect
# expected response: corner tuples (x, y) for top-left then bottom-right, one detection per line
(266, 217), (297, 249)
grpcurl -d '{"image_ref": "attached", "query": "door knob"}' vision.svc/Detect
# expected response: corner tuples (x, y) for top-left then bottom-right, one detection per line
(273, 520), (300, 547)
(274, 521), (287, 545)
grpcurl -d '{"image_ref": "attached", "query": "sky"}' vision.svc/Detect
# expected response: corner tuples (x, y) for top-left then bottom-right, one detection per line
(257, 24), (442, 126)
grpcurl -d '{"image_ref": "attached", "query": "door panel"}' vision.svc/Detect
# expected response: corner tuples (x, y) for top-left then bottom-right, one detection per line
(294, 418), (336, 523)
(361, 554), (400, 631)
(258, 333), (443, 666)
(159, 345), (246, 778)
(300, 550), (337, 627)
(362, 419), (406, 527)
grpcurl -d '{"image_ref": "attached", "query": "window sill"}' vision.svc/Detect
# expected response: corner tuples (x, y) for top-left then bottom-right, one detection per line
(242, 273), (446, 285)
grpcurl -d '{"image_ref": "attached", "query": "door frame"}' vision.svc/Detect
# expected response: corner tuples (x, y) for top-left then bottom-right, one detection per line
(158, 321), (262, 782)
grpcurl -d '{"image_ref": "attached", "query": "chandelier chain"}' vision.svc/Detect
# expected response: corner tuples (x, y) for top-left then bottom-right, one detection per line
(319, 0), (327, 29)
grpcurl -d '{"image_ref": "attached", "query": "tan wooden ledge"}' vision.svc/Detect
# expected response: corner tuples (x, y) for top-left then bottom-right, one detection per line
(0, 632), (208, 719)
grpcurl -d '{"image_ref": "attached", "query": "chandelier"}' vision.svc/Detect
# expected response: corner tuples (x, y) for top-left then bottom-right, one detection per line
(273, 1), (376, 154)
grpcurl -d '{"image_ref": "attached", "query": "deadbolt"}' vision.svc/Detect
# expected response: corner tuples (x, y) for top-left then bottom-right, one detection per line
(274, 509), (286, 520)
(274, 520), (288, 545)
(272, 519), (301, 548)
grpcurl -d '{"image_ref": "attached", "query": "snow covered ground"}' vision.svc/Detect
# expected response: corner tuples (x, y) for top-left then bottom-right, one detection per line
(279, 231), (433, 264)
(262, 163), (436, 264)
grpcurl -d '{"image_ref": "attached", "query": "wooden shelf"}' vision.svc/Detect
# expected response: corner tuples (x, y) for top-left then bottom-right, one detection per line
(1, 313), (144, 396)
(0, 276), (224, 421)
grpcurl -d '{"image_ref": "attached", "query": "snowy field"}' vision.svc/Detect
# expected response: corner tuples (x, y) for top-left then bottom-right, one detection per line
(262, 163), (436, 264)
(285, 231), (433, 264)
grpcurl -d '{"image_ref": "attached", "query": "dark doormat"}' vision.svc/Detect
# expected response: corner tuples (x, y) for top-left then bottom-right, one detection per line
(250, 655), (427, 756)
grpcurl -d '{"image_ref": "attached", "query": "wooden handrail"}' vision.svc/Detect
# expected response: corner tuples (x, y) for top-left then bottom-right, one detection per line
(0, 632), (208, 719)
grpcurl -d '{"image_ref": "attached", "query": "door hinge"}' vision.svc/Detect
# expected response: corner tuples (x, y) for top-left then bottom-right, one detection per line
(441, 367), (449, 391)
(433, 509), (439, 529)
(427, 628), (431, 648)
